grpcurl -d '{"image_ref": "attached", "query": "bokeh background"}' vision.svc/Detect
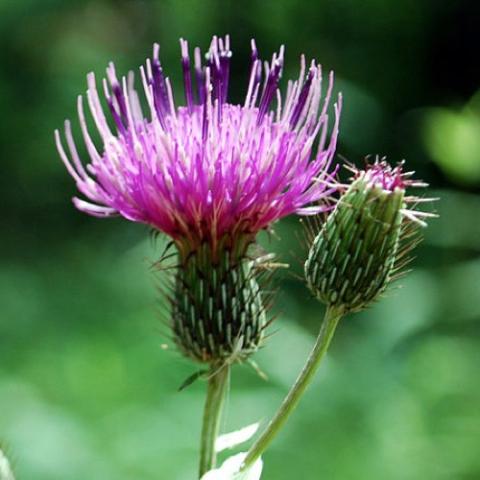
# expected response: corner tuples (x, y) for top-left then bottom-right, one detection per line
(1, 1), (479, 479)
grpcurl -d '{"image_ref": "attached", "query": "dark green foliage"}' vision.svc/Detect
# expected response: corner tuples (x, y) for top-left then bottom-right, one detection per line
(171, 241), (267, 364)
(305, 178), (405, 312)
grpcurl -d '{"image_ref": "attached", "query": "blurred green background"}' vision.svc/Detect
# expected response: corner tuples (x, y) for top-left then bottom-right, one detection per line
(1, 0), (479, 479)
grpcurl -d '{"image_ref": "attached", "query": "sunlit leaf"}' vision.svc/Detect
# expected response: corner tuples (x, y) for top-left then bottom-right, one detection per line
(215, 423), (259, 452)
(423, 105), (480, 185)
(0, 449), (15, 480)
(201, 452), (263, 480)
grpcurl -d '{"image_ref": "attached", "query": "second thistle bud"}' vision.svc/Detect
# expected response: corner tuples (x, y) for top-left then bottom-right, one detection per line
(305, 159), (432, 313)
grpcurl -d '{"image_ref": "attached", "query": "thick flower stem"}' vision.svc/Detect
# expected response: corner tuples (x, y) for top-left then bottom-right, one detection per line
(199, 364), (230, 478)
(240, 306), (343, 472)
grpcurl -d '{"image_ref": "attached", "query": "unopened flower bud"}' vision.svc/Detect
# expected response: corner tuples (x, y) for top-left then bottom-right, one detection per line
(305, 158), (435, 313)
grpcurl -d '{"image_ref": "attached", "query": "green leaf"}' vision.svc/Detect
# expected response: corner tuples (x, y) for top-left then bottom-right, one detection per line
(424, 107), (480, 185)
(0, 449), (15, 480)
(215, 423), (260, 453)
(201, 452), (263, 480)
(177, 369), (208, 391)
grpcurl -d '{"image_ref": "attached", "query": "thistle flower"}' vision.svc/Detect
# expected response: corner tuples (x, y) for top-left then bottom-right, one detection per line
(56, 35), (342, 364)
(305, 157), (436, 313)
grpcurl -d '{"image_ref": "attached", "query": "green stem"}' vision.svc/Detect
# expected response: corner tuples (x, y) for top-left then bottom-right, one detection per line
(240, 306), (343, 472)
(199, 363), (230, 478)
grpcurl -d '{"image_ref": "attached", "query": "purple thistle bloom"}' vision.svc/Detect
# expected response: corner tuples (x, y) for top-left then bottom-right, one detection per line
(56, 35), (342, 252)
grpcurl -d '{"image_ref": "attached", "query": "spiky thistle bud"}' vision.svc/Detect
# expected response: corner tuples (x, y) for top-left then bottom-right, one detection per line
(305, 157), (436, 313)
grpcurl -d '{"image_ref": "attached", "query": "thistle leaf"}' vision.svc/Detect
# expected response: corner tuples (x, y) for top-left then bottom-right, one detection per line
(201, 452), (263, 480)
(215, 423), (260, 452)
(178, 369), (209, 391)
(0, 449), (15, 480)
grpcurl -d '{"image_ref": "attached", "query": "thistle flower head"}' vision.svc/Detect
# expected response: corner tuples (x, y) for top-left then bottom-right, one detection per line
(56, 36), (342, 365)
(305, 156), (436, 313)
(56, 35), (342, 257)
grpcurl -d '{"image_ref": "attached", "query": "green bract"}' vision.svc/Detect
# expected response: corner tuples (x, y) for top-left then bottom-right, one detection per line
(172, 239), (267, 364)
